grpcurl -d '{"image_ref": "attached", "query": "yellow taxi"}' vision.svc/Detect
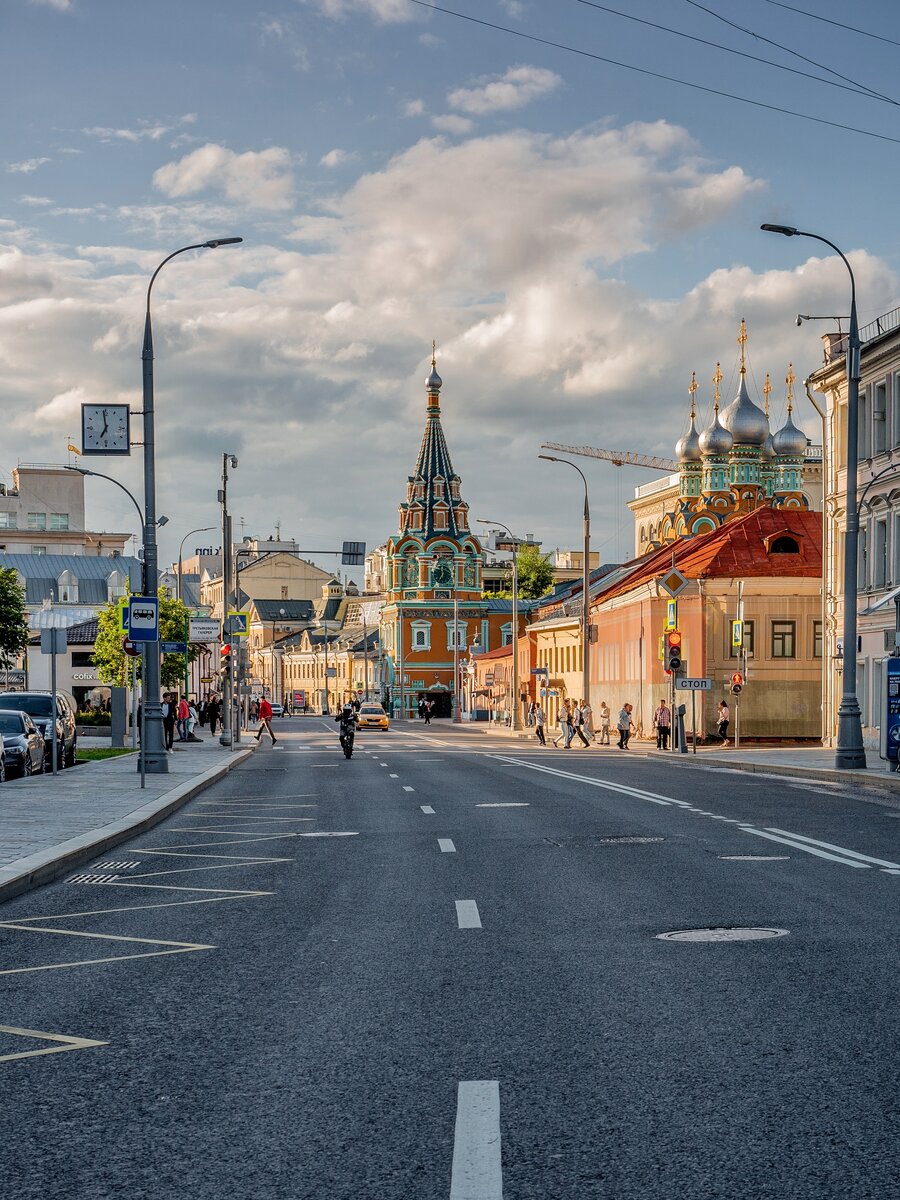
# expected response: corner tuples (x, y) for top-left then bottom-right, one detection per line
(356, 702), (389, 731)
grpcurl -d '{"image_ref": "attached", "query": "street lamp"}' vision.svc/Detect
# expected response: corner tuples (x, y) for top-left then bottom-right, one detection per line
(477, 518), (524, 730)
(177, 526), (215, 602)
(141, 236), (242, 773)
(219, 452), (239, 746)
(539, 455), (592, 718)
(761, 223), (865, 769)
(64, 466), (167, 592)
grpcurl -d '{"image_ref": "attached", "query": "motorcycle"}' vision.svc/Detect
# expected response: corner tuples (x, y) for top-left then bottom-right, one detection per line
(340, 725), (355, 758)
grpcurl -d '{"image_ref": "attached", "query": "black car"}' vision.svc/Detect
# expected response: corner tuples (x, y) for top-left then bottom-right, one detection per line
(0, 692), (77, 769)
(0, 709), (44, 777)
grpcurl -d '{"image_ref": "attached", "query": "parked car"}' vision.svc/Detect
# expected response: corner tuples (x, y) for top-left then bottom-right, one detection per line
(0, 692), (77, 769)
(356, 703), (389, 731)
(0, 710), (44, 777)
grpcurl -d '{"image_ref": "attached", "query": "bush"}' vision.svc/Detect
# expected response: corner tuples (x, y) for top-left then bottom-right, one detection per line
(76, 710), (111, 725)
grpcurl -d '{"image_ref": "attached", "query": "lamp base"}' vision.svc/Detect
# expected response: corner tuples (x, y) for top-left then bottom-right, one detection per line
(835, 704), (867, 770)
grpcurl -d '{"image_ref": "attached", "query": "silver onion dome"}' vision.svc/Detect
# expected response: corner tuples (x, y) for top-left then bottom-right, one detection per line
(761, 431), (776, 461)
(676, 417), (702, 463)
(425, 364), (443, 392)
(772, 413), (808, 457)
(699, 412), (733, 456)
(720, 375), (769, 446)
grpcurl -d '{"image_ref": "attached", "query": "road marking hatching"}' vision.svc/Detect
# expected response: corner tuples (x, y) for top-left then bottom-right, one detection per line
(0, 1025), (109, 1065)
(486, 754), (899, 874)
(455, 900), (482, 929)
(450, 1080), (502, 1200)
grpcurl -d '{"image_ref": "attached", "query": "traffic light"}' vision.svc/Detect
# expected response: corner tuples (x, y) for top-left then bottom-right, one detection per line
(220, 643), (232, 681)
(665, 630), (683, 673)
(730, 671), (743, 696)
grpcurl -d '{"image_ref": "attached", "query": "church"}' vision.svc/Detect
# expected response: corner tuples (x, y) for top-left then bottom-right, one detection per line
(379, 352), (523, 718)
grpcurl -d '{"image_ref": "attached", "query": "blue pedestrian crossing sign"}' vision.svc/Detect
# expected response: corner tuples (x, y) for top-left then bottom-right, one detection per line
(127, 596), (159, 642)
(226, 610), (249, 637)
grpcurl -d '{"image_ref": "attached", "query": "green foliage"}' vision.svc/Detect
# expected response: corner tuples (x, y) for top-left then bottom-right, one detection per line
(93, 589), (203, 689)
(76, 710), (111, 725)
(0, 567), (29, 671)
(485, 546), (555, 601)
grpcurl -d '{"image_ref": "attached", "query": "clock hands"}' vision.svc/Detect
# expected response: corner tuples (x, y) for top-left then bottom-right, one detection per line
(100, 408), (108, 438)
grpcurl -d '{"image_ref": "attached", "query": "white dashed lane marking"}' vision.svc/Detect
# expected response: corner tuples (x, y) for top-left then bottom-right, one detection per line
(420, 805), (436, 815)
(450, 1080), (502, 1200)
(438, 839), (456, 853)
(455, 900), (482, 929)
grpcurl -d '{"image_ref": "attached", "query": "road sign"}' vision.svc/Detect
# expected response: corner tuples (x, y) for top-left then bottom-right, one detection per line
(675, 677), (711, 690)
(325, 667), (337, 678)
(188, 617), (221, 643)
(731, 619), (743, 649)
(160, 641), (187, 654)
(658, 568), (688, 598)
(485, 673), (495, 685)
(40, 628), (67, 655)
(226, 610), (249, 637)
(666, 599), (677, 630)
(341, 540), (366, 566)
(127, 595), (159, 641)
(118, 597), (129, 633)
(122, 637), (141, 659)
(531, 667), (548, 677)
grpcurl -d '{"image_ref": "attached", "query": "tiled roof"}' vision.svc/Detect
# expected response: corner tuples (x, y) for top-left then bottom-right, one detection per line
(597, 508), (822, 605)
(29, 616), (98, 645)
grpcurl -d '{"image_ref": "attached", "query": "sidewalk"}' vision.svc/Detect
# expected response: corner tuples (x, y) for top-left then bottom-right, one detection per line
(0, 735), (254, 903)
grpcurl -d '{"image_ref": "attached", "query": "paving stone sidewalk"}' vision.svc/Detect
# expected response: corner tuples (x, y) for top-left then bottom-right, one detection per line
(0, 735), (253, 901)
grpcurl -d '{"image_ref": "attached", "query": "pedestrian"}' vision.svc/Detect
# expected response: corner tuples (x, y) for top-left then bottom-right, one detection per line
(572, 699), (590, 747)
(255, 694), (277, 744)
(418, 697), (426, 721)
(177, 694), (189, 741)
(654, 699), (671, 750)
(534, 704), (546, 745)
(598, 700), (611, 745)
(162, 692), (176, 751)
(198, 698), (208, 728)
(717, 700), (730, 744)
(526, 700), (536, 727)
(582, 700), (595, 743)
(554, 702), (574, 748)
(424, 699), (434, 725)
(616, 703), (635, 749)
(207, 694), (220, 737)
(186, 699), (202, 742)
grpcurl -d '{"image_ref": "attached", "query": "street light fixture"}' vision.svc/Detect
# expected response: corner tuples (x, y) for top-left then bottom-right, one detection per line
(539, 455), (592, 719)
(177, 526), (215, 602)
(477, 518), (524, 731)
(64, 465), (167, 591)
(219, 452), (239, 747)
(762, 222), (865, 769)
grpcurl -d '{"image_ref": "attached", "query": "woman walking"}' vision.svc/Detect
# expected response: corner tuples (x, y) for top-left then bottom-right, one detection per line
(534, 704), (546, 746)
(598, 700), (611, 745)
(582, 700), (595, 744)
(616, 703), (635, 750)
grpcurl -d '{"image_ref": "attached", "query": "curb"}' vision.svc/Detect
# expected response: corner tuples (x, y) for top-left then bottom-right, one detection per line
(654, 750), (900, 793)
(0, 747), (255, 904)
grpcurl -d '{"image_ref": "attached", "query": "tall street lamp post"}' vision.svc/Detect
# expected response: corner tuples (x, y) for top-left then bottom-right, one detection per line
(477, 519), (524, 731)
(219, 452), (238, 746)
(539, 455), (592, 716)
(177, 525), (214, 704)
(141, 237), (242, 772)
(761, 223), (866, 769)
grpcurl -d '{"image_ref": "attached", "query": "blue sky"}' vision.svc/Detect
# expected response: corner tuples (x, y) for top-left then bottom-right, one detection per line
(3, 0), (898, 571)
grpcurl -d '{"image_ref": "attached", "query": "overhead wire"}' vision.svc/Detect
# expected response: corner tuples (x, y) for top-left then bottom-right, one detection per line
(760, 0), (900, 50)
(680, 0), (896, 105)
(406, 0), (900, 146)
(573, 0), (897, 106)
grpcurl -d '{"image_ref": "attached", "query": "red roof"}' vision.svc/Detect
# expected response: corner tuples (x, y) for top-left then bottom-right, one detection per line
(475, 643), (513, 661)
(598, 508), (822, 605)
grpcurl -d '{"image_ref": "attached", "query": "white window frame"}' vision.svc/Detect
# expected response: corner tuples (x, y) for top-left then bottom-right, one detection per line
(50, 512), (70, 531)
(27, 512), (46, 531)
(447, 621), (467, 651)
(500, 621), (513, 647)
(410, 621), (431, 651)
(0, 512), (16, 529)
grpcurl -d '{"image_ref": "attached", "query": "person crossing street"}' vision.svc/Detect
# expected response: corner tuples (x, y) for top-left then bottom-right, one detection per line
(254, 695), (277, 745)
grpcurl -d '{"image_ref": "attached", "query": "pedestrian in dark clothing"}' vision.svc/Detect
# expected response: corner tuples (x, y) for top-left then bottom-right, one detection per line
(207, 695), (220, 737)
(717, 700), (730, 744)
(424, 699), (434, 725)
(162, 692), (177, 751)
(573, 701), (591, 747)
(418, 698), (426, 721)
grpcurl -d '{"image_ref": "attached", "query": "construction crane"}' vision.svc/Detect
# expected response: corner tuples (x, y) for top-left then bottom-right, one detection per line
(541, 443), (678, 473)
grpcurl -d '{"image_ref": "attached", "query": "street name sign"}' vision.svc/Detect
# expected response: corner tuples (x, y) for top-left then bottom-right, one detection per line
(675, 677), (712, 690)
(189, 618), (221, 643)
(127, 596), (159, 642)
(160, 641), (187, 654)
(658, 568), (688, 598)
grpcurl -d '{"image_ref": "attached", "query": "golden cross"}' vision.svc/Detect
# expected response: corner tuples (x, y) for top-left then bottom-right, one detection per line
(737, 318), (748, 375)
(763, 372), (772, 416)
(688, 371), (698, 418)
(713, 361), (723, 412)
(786, 361), (795, 412)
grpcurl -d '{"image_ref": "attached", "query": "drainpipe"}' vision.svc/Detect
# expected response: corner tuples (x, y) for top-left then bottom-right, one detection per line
(805, 375), (828, 746)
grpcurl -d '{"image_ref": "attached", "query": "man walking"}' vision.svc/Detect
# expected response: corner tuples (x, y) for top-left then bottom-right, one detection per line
(572, 700), (591, 747)
(162, 692), (177, 752)
(534, 703), (546, 746)
(616, 703), (635, 750)
(207, 694), (220, 737)
(255, 694), (277, 745)
(598, 700), (611, 745)
(654, 699), (671, 750)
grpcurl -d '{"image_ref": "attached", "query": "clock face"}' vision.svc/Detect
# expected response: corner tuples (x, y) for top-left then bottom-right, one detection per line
(81, 404), (130, 455)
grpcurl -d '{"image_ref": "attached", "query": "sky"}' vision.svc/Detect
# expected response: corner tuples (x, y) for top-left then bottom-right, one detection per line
(2, 0), (899, 576)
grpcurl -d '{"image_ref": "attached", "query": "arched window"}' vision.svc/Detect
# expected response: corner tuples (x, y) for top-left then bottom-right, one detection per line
(57, 569), (78, 603)
(769, 535), (800, 554)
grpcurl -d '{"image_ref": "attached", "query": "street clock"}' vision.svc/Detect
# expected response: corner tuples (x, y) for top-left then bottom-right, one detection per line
(81, 403), (131, 455)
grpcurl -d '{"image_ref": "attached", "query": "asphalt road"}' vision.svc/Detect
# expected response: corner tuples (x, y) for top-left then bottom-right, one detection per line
(1, 718), (898, 1199)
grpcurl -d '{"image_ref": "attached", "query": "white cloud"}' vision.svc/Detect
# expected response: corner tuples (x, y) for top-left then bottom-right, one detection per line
(448, 65), (561, 115)
(320, 148), (358, 168)
(301, 0), (415, 19)
(29, 0), (72, 9)
(153, 143), (294, 211)
(8, 157), (52, 174)
(404, 99), (426, 118)
(499, 0), (525, 15)
(431, 114), (474, 136)
(82, 115), (197, 144)
(19, 195), (52, 206)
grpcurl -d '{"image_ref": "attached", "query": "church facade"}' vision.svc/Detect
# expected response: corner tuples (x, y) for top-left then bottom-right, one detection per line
(379, 355), (521, 718)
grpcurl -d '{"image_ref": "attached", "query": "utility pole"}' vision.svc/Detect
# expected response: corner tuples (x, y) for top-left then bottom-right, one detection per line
(219, 453), (238, 746)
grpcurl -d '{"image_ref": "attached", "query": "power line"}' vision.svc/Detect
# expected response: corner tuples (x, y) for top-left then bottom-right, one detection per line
(573, 0), (897, 106)
(681, 0), (895, 106)
(761, 0), (900, 49)
(405, 1), (900, 146)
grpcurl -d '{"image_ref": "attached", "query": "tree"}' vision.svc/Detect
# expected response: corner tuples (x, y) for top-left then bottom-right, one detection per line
(512, 544), (555, 600)
(93, 589), (203, 690)
(0, 567), (30, 671)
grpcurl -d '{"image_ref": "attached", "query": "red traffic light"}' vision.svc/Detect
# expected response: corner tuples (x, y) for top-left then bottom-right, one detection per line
(730, 672), (743, 686)
(668, 630), (682, 648)
(220, 644), (231, 657)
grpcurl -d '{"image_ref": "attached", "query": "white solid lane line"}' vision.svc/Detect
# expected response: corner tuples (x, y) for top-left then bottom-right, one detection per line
(298, 832), (359, 838)
(421, 805), (436, 814)
(439, 839), (456, 853)
(476, 802), (529, 808)
(450, 1080), (502, 1200)
(765, 826), (900, 869)
(739, 828), (870, 868)
(455, 900), (482, 929)
(487, 754), (674, 805)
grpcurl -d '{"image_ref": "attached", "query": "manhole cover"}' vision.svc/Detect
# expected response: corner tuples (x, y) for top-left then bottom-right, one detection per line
(656, 927), (789, 942)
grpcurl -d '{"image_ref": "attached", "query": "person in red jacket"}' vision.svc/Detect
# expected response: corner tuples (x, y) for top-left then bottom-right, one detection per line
(255, 695), (277, 745)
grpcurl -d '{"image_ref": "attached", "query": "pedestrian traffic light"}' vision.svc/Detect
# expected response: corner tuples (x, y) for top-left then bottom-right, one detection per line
(220, 643), (232, 680)
(730, 671), (743, 696)
(666, 630), (683, 673)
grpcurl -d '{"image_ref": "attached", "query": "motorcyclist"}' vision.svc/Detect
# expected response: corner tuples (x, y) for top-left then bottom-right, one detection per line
(335, 701), (357, 756)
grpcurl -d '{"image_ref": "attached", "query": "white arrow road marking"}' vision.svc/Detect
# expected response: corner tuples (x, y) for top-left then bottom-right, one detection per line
(450, 1080), (502, 1200)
